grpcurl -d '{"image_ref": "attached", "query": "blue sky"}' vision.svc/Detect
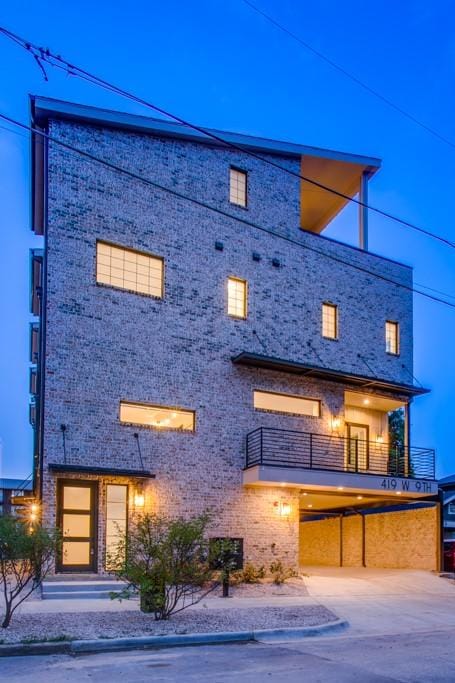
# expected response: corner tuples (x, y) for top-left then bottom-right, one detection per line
(0, 0), (454, 478)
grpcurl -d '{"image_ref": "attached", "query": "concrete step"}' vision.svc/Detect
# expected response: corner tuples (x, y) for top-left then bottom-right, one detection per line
(41, 578), (131, 600)
(43, 589), (121, 600)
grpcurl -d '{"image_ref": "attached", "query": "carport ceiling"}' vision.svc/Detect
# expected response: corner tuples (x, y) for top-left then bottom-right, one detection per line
(299, 490), (408, 511)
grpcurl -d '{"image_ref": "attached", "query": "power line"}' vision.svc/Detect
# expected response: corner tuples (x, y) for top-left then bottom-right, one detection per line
(241, 0), (455, 151)
(1, 26), (454, 251)
(1, 110), (454, 311)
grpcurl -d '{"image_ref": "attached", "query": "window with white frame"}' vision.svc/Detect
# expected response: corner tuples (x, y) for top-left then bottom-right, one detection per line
(253, 390), (321, 417)
(227, 277), (247, 319)
(322, 302), (338, 339)
(448, 502), (455, 515)
(229, 167), (247, 207)
(96, 241), (163, 297)
(385, 321), (400, 355)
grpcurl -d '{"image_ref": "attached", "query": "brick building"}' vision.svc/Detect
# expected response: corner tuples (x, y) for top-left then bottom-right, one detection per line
(29, 96), (439, 574)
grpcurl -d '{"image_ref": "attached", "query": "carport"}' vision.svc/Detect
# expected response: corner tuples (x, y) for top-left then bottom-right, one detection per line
(299, 491), (440, 571)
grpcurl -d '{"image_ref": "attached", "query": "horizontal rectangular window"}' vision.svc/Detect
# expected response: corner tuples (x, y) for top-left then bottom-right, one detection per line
(96, 241), (163, 297)
(120, 401), (195, 431)
(448, 502), (455, 515)
(227, 277), (247, 318)
(322, 303), (338, 339)
(229, 167), (247, 207)
(253, 390), (320, 417)
(385, 321), (399, 355)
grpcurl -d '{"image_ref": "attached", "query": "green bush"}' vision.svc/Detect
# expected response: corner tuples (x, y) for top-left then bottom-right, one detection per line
(240, 563), (266, 584)
(0, 516), (60, 628)
(109, 512), (219, 620)
(269, 559), (297, 585)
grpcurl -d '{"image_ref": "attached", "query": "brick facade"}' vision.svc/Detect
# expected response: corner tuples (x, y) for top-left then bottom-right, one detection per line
(37, 112), (416, 573)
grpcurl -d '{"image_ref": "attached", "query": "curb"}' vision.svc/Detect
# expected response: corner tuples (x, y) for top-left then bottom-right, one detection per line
(0, 618), (348, 657)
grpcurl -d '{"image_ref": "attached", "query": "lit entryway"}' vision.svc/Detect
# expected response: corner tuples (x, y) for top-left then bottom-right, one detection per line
(57, 480), (98, 573)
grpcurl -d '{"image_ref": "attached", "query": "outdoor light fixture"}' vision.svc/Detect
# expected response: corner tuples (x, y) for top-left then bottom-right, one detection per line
(331, 416), (341, 431)
(274, 501), (291, 517)
(363, 398), (370, 405)
(134, 489), (145, 508)
(337, 486), (344, 491)
(356, 495), (363, 500)
(376, 434), (384, 444)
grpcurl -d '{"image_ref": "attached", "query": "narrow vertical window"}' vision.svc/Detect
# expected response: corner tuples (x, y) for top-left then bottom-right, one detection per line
(229, 168), (247, 207)
(385, 321), (399, 355)
(105, 484), (128, 570)
(227, 277), (247, 319)
(322, 303), (338, 339)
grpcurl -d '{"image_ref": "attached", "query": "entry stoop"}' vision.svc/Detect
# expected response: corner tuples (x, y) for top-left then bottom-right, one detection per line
(42, 576), (130, 600)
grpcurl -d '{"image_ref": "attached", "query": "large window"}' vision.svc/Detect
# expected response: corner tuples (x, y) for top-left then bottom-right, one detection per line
(229, 167), (247, 207)
(322, 302), (338, 339)
(227, 277), (247, 319)
(96, 241), (163, 297)
(120, 401), (195, 431)
(253, 390), (320, 417)
(385, 321), (400, 355)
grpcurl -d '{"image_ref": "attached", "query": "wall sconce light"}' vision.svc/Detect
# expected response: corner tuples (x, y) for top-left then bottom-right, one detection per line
(274, 501), (291, 517)
(376, 434), (384, 444)
(331, 416), (341, 431)
(30, 502), (39, 522)
(134, 489), (145, 508)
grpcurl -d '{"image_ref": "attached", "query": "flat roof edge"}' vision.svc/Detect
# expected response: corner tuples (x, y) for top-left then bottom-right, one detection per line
(30, 95), (382, 169)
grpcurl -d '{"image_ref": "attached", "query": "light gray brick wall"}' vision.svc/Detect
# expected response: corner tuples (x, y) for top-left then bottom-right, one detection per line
(41, 120), (414, 571)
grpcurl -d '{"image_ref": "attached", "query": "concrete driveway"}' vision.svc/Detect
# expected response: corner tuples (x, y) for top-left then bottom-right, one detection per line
(301, 566), (455, 636)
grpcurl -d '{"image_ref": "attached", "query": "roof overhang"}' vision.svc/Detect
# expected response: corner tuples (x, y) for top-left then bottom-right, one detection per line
(232, 352), (429, 397)
(48, 464), (155, 479)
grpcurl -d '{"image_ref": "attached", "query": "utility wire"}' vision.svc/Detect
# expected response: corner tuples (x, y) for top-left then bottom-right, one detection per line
(1, 111), (454, 311)
(1, 26), (454, 250)
(241, 0), (455, 151)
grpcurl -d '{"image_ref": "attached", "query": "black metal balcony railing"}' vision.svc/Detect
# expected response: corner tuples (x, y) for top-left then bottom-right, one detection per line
(246, 427), (436, 480)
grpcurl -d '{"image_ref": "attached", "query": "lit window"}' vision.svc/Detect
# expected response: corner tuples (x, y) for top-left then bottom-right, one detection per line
(227, 277), (247, 319)
(96, 241), (163, 297)
(229, 168), (247, 207)
(105, 484), (128, 570)
(322, 303), (338, 339)
(385, 321), (399, 355)
(119, 402), (195, 431)
(253, 390), (320, 417)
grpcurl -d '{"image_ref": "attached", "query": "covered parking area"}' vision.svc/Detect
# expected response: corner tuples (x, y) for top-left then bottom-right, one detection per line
(299, 490), (441, 571)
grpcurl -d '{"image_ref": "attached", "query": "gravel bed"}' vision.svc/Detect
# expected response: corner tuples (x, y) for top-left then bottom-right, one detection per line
(0, 605), (335, 644)
(207, 577), (309, 598)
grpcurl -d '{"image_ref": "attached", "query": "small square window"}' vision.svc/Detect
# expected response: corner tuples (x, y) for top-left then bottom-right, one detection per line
(385, 321), (399, 355)
(322, 303), (338, 339)
(229, 168), (247, 207)
(227, 277), (247, 319)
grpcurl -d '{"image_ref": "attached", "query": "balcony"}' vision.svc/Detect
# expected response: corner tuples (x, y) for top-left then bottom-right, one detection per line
(244, 428), (437, 498)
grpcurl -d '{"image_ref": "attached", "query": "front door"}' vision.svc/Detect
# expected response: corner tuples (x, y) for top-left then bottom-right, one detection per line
(57, 480), (98, 573)
(347, 423), (369, 471)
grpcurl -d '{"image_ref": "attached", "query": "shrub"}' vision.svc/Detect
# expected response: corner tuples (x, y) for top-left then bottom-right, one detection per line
(209, 538), (242, 597)
(269, 559), (297, 585)
(240, 563), (266, 584)
(109, 512), (218, 620)
(0, 516), (60, 628)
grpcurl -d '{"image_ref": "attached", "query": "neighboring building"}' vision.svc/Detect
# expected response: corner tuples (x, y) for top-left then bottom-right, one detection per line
(29, 96), (439, 574)
(0, 478), (33, 516)
(439, 474), (455, 571)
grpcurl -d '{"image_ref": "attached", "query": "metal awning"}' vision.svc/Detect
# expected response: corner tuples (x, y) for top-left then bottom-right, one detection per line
(48, 464), (155, 479)
(231, 352), (429, 397)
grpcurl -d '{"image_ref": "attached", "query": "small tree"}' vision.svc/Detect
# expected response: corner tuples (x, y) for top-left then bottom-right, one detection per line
(109, 512), (218, 620)
(0, 516), (60, 628)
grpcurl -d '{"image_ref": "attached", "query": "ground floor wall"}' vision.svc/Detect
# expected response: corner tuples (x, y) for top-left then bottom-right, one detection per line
(41, 472), (301, 574)
(299, 505), (440, 571)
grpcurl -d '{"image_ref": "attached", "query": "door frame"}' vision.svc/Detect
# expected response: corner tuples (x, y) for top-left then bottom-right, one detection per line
(56, 479), (98, 573)
(346, 422), (370, 471)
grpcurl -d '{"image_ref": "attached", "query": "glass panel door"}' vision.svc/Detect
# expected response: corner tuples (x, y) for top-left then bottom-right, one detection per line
(347, 424), (369, 471)
(57, 480), (97, 572)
